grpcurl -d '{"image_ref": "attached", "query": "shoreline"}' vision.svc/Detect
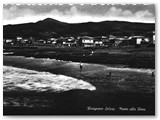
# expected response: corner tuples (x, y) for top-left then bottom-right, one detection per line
(3, 53), (155, 70)
(3, 55), (155, 115)
(3, 55), (155, 93)
(3, 46), (155, 69)
(3, 55), (154, 74)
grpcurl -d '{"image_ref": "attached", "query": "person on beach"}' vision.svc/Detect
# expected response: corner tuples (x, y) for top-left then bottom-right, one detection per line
(109, 72), (112, 77)
(151, 71), (155, 77)
(107, 72), (112, 79)
(80, 62), (83, 70)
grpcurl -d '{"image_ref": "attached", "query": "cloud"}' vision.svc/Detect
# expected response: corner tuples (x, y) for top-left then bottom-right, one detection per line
(135, 10), (153, 18)
(3, 6), (35, 20)
(104, 6), (155, 22)
(3, 5), (155, 25)
(64, 6), (79, 16)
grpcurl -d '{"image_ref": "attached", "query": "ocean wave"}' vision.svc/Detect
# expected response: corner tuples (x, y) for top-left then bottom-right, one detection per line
(105, 66), (154, 74)
(3, 52), (14, 55)
(3, 66), (96, 93)
(26, 57), (35, 59)
(4, 55), (154, 74)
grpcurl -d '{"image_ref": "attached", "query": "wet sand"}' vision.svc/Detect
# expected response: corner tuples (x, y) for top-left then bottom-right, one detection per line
(3, 55), (155, 115)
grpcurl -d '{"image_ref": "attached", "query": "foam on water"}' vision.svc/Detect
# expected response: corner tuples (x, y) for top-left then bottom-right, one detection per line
(3, 66), (96, 92)
(62, 60), (154, 74)
(105, 66), (154, 74)
(26, 57), (35, 59)
(4, 55), (154, 74)
(3, 52), (14, 55)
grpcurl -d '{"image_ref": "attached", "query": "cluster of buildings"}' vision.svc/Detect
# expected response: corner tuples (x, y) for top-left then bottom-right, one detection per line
(3, 31), (155, 48)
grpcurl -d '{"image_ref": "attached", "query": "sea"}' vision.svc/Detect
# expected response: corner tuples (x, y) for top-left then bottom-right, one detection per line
(3, 55), (155, 115)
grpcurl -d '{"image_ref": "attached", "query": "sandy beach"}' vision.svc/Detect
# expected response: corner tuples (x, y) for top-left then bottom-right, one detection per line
(3, 55), (155, 115)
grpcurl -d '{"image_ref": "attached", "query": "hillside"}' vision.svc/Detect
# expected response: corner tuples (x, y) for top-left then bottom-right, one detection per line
(3, 18), (155, 39)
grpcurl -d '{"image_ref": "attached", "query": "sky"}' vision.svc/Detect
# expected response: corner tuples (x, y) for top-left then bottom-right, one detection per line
(3, 4), (155, 25)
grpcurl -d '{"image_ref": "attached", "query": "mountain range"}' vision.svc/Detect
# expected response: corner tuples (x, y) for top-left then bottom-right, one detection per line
(3, 18), (155, 39)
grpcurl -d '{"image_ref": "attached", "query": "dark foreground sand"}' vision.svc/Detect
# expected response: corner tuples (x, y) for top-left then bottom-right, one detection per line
(3, 55), (155, 115)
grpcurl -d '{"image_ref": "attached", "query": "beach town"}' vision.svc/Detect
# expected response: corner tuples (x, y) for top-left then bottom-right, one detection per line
(3, 4), (155, 115)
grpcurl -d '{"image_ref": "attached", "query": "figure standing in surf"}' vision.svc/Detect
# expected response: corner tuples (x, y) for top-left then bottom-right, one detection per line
(80, 62), (83, 70)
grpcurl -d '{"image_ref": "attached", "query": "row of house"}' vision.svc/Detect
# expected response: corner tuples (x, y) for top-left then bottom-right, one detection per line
(4, 31), (155, 48)
(78, 34), (155, 48)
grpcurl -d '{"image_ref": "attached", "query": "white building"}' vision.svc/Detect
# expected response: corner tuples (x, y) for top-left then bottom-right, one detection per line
(50, 38), (57, 44)
(16, 36), (22, 41)
(81, 36), (95, 47)
(94, 40), (103, 47)
(136, 38), (142, 44)
(153, 34), (155, 44)
(4, 39), (14, 45)
(6, 39), (13, 43)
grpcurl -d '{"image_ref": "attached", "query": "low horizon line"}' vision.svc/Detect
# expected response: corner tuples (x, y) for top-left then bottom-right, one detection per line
(3, 17), (155, 26)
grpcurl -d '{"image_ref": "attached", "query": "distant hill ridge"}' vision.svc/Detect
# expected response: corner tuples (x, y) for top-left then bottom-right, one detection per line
(3, 18), (155, 39)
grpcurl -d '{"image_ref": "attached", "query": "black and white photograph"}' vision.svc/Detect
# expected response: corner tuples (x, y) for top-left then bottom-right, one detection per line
(3, 4), (155, 115)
